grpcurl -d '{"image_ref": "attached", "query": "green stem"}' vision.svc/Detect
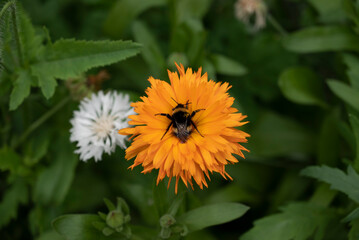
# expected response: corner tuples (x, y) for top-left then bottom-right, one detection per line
(10, 1), (24, 67)
(14, 96), (71, 148)
(309, 183), (337, 208)
(267, 14), (288, 37)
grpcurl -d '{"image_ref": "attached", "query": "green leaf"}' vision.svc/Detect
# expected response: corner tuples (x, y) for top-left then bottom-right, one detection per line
(241, 202), (335, 240)
(343, 207), (359, 222)
(132, 21), (166, 76)
(36, 230), (64, 240)
(153, 180), (169, 217)
(327, 80), (359, 112)
(31, 39), (141, 98)
(0, 146), (29, 176)
(24, 131), (50, 166)
(174, 0), (212, 23)
(307, 0), (346, 23)
(248, 111), (315, 157)
(343, 54), (359, 89)
(278, 66), (327, 107)
(53, 214), (125, 240)
(342, 0), (359, 27)
(349, 219), (359, 240)
(0, 179), (28, 228)
(210, 54), (247, 77)
(317, 110), (340, 166)
(33, 146), (77, 205)
(9, 69), (32, 110)
(177, 202), (249, 232)
(283, 26), (359, 53)
(349, 115), (359, 170)
(301, 165), (359, 203)
(104, 0), (166, 38)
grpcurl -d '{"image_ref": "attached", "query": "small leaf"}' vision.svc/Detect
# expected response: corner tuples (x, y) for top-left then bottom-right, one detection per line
(37, 75), (57, 99)
(103, 198), (115, 212)
(327, 80), (359, 112)
(241, 202), (336, 240)
(279, 66), (327, 107)
(177, 203), (249, 232)
(210, 54), (247, 77)
(283, 26), (359, 53)
(53, 214), (125, 240)
(0, 179), (28, 228)
(9, 69), (32, 110)
(301, 165), (359, 203)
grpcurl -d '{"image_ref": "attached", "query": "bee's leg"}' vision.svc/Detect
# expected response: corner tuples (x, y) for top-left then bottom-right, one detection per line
(161, 122), (173, 140)
(155, 113), (172, 120)
(190, 119), (204, 137)
(190, 109), (205, 118)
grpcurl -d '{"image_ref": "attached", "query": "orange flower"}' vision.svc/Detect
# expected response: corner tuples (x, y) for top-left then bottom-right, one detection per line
(119, 64), (250, 193)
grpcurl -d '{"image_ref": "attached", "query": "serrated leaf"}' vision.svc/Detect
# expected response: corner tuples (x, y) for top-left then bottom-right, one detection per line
(301, 165), (359, 203)
(283, 26), (359, 53)
(177, 203), (249, 232)
(210, 54), (247, 77)
(33, 144), (77, 205)
(241, 202), (335, 240)
(53, 214), (125, 240)
(31, 39), (141, 98)
(0, 179), (28, 228)
(278, 66), (327, 107)
(104, 0), (166, 37)
(343, 54), (359, 90)
(327, 80), (359, 112)
(9, 69), (32, 110)
(132, 21), (166, 76)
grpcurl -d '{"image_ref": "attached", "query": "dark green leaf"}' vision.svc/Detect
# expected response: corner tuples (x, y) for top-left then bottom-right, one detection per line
(349, 115), (359, 170)
(24, 130), (50, 166)
(33, 147), (77, 205)
(174, 0), (212, 23)
(283, 26), (359, 53)
(0, 146), (29, 176)
(132, 21), (166, 76)
(31, 39), (141, 98)
(278, 66), (327, 107)
(153, 180), (169, 217)
(301, 165), (359, 203)
(317, 110), (340, 166)
(53, 214), (125, 240)
(36, 230), (65, 240)
(0, 179), (28, 228)
(104, 0), (166, 38)
(210, 54), (247, 77)
(327, 80), (359, 112)
(241, 202), (335, 240)
(177, 202), (249, 232)
(9, 69), (32, 110)
(249, 111), (315, 156)
(349, 219), (359, 240)
(307, 0), (345, 23)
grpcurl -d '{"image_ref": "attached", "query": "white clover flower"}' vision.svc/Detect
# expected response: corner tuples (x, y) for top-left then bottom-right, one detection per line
(70, 91), (134, 162)
(235, 0), (267, 32)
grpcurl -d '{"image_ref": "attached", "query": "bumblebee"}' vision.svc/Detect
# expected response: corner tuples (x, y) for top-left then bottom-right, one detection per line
(155, 100), (205, 143)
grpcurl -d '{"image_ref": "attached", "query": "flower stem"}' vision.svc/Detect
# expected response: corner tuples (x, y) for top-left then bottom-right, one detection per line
(309, 183), (336, 207)
(14, 96), (71, 148)
(10, 0), (24, 67)
(267, 14), (288, 37)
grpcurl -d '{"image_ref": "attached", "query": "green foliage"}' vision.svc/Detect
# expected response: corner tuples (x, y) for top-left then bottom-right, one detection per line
(177, 203), (249, 232)
(278, 66), (327, 107)
(327, 80), (359, 112)
(0, 179), (28, 228)
(301, 165), (359, 203)
(283, 26), (359, 53)
(240, 202), (336, 240)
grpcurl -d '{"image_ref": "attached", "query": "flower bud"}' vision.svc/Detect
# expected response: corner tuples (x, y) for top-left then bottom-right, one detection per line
(106, 210), (124, 229)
